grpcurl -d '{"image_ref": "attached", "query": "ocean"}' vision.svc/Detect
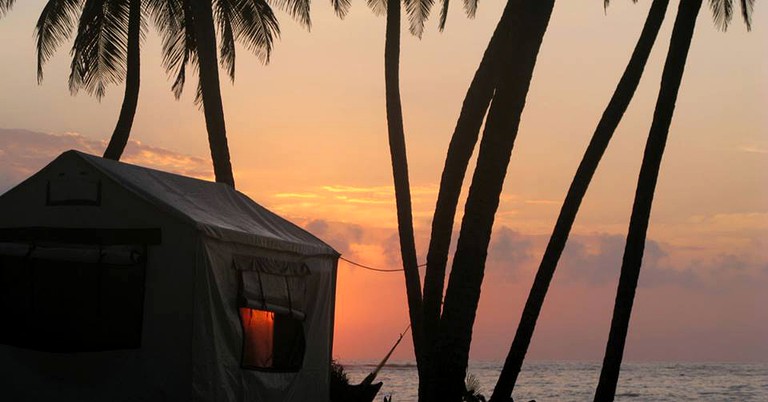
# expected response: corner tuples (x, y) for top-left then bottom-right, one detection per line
(342, 361), (768, 401)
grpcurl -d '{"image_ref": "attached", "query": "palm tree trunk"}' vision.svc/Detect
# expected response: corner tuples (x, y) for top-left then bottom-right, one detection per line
(423, 4), (531, 398)
(434, 1), (555, 400)
(422, 1), (524, 399)
(189, 0), (236, 187)
(383, 0), (426, 388)
(422, 0), (522, 360)
(489, 1), (670, 399)
(594, 0), (702, 400)
(103, 0), (141, 161)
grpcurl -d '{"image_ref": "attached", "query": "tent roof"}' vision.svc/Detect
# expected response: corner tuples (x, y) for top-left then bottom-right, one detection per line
(63, 150), (337, 256)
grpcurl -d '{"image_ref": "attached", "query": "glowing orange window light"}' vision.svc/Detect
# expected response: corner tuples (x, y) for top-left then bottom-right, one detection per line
(239, 307), (275, 368)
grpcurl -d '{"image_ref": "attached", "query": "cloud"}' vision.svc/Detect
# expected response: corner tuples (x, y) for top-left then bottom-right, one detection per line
(556, 232), (766, 289)
(304, 219), (364, 256)
(0, 128), (212, 193)
(486, 227), (534, 279)
(738, 145), (768, 154)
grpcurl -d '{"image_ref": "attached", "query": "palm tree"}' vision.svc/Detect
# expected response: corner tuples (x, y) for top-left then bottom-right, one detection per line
(489, 1), (671, 399)
(422, 0), (524, 377)
(149, 0), (347, 187)
(12, 0), (145, 162)
(434, 0), (556, 400)
(594, 0), (753, 400)
(374, 0), (477, 399)
(381, 0), (427, 390)
(102, 0), (141, 160)
(421, 1), (533, 399)
(187, 0), (236, 186)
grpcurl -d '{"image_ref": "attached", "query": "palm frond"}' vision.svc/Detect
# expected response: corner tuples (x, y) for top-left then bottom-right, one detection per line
(404, 0), (435, 38)
(68, 0), (132, 99)
(463, 0), (476, 19)
(330, 0), (350, 19)
(0, 0), (16, 18)
(709, 0), (733, 30)
(148, 0), (197, 98)
(214, 0), (236, 81)
(438, 0), (448, 31)
(35, 0), (84, 83)
(739, 0), (754, 30)
(367, 0), (386, 17)
(604, 0), (639, 11)
(268, 0), (311, 29)
(231, 0), (280, 64)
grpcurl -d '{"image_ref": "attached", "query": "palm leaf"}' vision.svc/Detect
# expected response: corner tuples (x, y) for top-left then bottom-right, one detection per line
(232, 0), (280, 64)
(148, 0), (197, 98)
(69, 0), (132, 99)
(605, 0), (640, 10)
(268, 0), (311, 29)
(438, 0), (449, 30)
(214, 0), (236, 81)
(709, 0), (733, 30)
(35, 0), (84, 83)
(330, 0), (350, 19)
(739, 0), (754, 30)
(0, 0), (16, 17)
(463, 0), (477, 19)
(367, 0), (386, 17)
(404, 0), (434, 38)
(437, 0), (477, 32)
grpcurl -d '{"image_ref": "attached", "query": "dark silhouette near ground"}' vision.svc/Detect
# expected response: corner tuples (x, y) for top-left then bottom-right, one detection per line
(489, 0), (671, 399)
(422, 4), (526, 397)
(435, 1), (556, 400)
(381, 0), (427, 392)
(595, 0), (753, 399)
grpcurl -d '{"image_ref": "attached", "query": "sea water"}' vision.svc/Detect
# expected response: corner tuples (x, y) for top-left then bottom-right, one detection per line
(342, 361), (768, 401)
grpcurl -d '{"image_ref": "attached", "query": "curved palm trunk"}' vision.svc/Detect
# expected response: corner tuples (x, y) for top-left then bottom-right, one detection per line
(383, 0), (426, 388)
(594, 0), (702, 400)
(422, 0), (522, 352)
(434, 1), (555, 400)
(189, 0), (236, 187)
(489, 1), (670, 399)
(422, 2), (524, 399)
(103, 0), (141, 161)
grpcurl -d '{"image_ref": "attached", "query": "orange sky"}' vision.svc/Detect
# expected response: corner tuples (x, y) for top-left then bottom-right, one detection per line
(0, 1), (766, 362)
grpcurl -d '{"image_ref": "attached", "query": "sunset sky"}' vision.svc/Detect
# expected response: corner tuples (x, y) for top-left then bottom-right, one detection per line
(0, 1), (766, 363)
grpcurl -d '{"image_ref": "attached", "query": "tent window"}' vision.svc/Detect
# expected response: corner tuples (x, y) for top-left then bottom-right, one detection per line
(0, 242), (146, 352)
(239, 307), (305, 371)
(234, 256), (309, 372)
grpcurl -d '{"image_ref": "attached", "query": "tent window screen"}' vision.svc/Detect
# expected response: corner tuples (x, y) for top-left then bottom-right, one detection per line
(0, 242), (147, 352)
(235, 256), (309, 371)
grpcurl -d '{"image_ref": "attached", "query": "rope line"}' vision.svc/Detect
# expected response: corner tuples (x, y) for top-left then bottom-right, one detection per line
(339, 256), (426, 273)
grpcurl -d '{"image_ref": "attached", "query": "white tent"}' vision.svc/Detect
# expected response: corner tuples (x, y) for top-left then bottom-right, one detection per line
(0, 150), (339, 401)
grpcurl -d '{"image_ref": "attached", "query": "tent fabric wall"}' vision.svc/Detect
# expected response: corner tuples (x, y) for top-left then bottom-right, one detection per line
(194, 239), (335, 402)
(0, 151), (339, 402)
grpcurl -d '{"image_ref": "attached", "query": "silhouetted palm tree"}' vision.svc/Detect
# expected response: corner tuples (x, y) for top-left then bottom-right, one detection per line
(374, 0), (477, 399)
(102, 0), (142, 160)
(422, 0), (522, 377)
(489, 1), (671, 400)
(12, 0), (145, 161)
(188, 0), (237, 186)
(149, 0), (347, 187)
(422, 2), (529, 400)
(594, 0), (753, 400)
(381, 0), (427, 389)
(435, 0), (556, 400)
